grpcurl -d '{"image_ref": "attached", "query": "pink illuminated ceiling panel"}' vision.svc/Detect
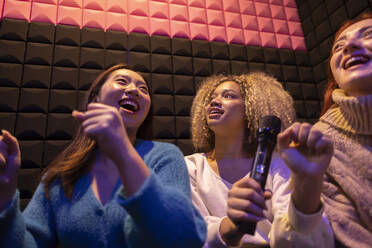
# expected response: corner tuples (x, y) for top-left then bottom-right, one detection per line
(225, 12), (242, 29)
(276, 34), (292, 49)
(223, 0), (240, 13)
(34, 0), (58, 4)
(189, 0), (205, 8)
(83, 9), (105, 29)
(206, 0), (222, 10)
(190, 22), (208, 40)
(30, 2), (57, 24)
(128, 14), (149, 34)
(149, 1), (169, 19)
(170, 20), (190, 38)
(207, 9), (224, 26)
(150, 17), (170, 36)
(0, 0), (306, 50)
(0, 0), (3, 20)
(57, 5), (82, 27)
(128, 0), (148, 17)
(84, 0), (105, 11)
(189, 6), (207, 24)
(169, 3), (188, 22)
(3, 0), (31, 21)
(208, 25), (226, 42)
(106, 12), (127, 32)
(239, 0), (256, 16)
(227, 27), (245, 44)
(106, 0), (127, 13)
(244, 30), (261, 46)
(59, 0), (82, 8)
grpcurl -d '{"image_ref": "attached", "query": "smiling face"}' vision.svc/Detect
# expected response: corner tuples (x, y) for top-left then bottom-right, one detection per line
(330, 18), (372, 96)
(206, 81), (246, 134)
(97, 68), (151, 133)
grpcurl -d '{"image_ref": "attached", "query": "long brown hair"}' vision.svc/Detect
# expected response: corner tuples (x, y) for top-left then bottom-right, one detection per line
(321, 11), (372, 115)
(42, 64), (152, 198)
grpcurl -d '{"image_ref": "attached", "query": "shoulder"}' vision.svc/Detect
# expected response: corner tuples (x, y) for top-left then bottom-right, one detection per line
(184, 153), (207, 180)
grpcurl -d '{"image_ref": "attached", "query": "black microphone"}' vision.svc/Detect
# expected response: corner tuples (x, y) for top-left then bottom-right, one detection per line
(238, 115), (282, 235)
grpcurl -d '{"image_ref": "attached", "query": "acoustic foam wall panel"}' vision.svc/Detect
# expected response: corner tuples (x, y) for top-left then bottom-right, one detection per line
(0, 0), (306, 49)
(0, 15), (317, 209)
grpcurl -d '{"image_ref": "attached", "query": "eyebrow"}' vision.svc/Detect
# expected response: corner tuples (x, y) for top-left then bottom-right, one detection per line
(335, 25), (372, 43)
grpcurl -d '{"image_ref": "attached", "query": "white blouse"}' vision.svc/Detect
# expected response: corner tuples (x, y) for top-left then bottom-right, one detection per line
(185, 153), (334, 248)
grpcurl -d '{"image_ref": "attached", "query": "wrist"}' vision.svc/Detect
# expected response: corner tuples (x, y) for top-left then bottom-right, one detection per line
(220, 217), (244, 247)
(291, 176), (322, 214)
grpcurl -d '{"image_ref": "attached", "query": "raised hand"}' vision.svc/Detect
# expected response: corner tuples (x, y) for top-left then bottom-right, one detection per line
(277, 122), (333, 179)
(0, 130), (21, 211)
(277, 122), (333, 214)
(72, 103), (130, 164)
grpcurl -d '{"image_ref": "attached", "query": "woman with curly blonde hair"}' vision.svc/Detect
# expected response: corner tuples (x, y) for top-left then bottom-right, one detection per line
(185, 72), (334, 247)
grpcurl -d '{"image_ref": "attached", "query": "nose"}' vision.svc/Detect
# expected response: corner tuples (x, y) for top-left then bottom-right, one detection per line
(210, 96), (221, 106)
(124, 83), (139, 97)
(342, 38), (362, 54)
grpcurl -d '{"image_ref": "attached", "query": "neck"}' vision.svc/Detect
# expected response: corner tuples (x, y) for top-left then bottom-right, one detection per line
(208, 130), (252, 184)
(212, 129), (247, 160)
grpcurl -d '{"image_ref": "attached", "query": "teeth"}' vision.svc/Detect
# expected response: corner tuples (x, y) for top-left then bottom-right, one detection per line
(345, 56), (369, 69)
(119, 99), (138, 111)
(209, 109), (223, 114)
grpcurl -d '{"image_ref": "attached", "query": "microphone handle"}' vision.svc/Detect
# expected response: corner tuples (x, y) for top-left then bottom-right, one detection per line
(238, 140), (275, 235)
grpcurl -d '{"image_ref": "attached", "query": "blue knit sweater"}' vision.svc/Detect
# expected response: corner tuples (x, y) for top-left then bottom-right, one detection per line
(0, 140), (206, 248)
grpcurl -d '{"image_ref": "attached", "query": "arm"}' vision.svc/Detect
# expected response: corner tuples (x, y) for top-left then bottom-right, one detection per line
(0, 130), (56, 247)
(74, 105), (205, 247)
(0, 184), (58, 248)
(118, 145), (206, 248)
(271, 122), (335, 247)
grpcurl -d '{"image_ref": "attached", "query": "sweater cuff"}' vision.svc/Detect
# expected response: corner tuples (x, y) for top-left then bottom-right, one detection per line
(0, 191), (19, 220)
(288, 197), (324, 234)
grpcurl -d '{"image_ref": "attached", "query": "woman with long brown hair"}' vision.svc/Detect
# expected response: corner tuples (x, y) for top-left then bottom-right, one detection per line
(0, 64), (206, 247)
(314, 12), (372, 248)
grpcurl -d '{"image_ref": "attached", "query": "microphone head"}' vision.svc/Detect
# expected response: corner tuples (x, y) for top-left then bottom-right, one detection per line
(258, 115), (281, 136)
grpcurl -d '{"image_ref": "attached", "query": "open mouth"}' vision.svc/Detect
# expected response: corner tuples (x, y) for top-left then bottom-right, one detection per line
(343, 55), (370, 70)
(118, 98), (139, 113)
(208, 107), (224, 117)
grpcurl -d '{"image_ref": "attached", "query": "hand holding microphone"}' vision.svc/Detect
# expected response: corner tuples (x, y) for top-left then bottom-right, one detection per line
(226, 115), (281, 236)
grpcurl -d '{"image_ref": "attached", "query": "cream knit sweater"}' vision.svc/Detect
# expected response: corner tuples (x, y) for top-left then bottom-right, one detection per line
(314, 89), (372, 248)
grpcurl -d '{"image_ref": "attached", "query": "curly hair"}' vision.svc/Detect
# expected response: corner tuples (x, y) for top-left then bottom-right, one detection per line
(190, 72), (296, 156)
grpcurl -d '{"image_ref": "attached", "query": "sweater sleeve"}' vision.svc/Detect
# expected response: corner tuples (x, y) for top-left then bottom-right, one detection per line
(0, 185), (57, 248)
(117, 144), (206, 248)
(268, 159), (335, 248)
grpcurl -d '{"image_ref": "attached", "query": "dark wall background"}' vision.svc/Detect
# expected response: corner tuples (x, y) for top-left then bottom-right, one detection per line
(1, 0), (372, 208)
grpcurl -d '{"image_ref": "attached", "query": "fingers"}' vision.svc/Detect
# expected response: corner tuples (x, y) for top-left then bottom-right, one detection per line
(227, 208), (264, 223)
(227, 177), (269, 223)
(1, 130), (20, 157)
(314, 135), (333, 155)
(277, 122), (302, 150)
(229, 186), (266, 209)
(279, 122), (325, 151)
